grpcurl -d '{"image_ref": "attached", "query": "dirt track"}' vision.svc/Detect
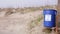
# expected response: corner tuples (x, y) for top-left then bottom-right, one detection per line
(0, 10), (44, 34)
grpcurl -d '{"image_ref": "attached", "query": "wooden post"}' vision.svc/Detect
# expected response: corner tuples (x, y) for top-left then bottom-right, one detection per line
(56, 14), (58, 34)
(56, 0), (60, 34)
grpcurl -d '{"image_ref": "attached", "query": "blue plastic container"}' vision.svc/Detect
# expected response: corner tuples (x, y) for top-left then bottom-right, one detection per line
(43, 9), (57, 28)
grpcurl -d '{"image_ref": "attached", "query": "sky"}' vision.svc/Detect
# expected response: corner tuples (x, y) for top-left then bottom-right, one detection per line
(0, 0), (58, 8)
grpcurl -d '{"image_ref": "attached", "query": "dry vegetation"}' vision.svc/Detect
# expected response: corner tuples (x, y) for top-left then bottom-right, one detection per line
(0, 5), (56, 15)
(0, 5), (57, 34)
(28, 15), (43, 30)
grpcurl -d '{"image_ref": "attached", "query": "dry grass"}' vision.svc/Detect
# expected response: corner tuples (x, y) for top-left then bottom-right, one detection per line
(42, 28), (52, 33)
(0, 5), (56, 16)
(28, 15), (43, 30)
(0, 6), (57, 34)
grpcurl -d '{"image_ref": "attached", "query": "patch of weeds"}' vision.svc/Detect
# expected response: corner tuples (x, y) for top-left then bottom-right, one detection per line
(28, 16), (43, 34)
(28, 16), (43, 30)
(20, 11), (24, 14)
(5, 11), (14, 16)
(58, 30), (60, 34)
(35, 16), (43, 25)
(42, 28), (52, 34)
(58, 22), (60, 27)
(28, 22), (35, 30)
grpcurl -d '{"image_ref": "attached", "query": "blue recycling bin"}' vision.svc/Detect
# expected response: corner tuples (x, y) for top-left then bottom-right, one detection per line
(43, 9), (57, 28)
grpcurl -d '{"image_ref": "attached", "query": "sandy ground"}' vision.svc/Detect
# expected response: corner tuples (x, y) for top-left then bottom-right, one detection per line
(0, 10), (45, 34)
